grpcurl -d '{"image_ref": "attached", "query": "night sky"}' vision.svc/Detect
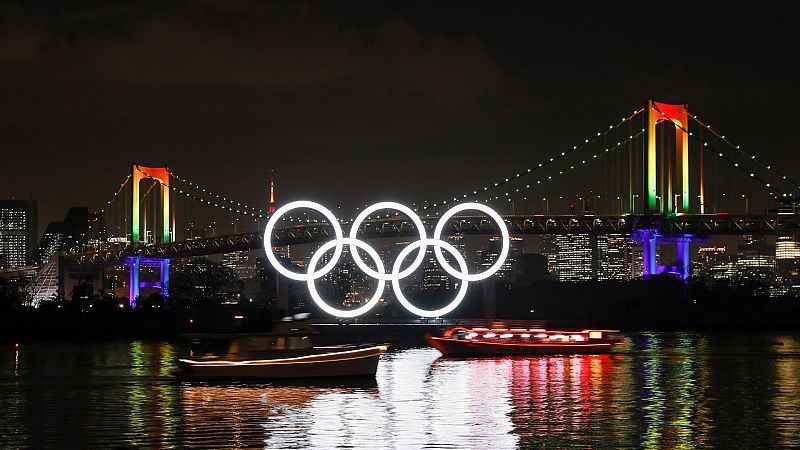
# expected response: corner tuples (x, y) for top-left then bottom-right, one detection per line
(2, 1), (799, 234)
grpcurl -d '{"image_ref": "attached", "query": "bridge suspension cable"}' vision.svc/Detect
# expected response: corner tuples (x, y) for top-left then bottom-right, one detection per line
(170, 171), (270, 217)
(97, 174), (131, 216)
(689, 113), (800, 194)
(484, 129), (646, 206)
(134, 166), (322, 224)
(412, 106), (645, 214)
(650, 103), (787, 198)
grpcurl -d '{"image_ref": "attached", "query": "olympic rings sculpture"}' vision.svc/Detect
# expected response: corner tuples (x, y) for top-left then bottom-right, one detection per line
(263, 201), (509, 318)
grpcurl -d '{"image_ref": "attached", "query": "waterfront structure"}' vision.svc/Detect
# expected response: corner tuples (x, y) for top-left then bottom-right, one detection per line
(0, 200), (37, 269)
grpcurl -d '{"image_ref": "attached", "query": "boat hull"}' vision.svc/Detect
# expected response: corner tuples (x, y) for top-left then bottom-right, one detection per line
(178, 345), (387, 380)
(427, 335), (613, 356)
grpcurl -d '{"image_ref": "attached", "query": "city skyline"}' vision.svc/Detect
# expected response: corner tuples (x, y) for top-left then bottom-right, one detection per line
(2, 2), (800, 309)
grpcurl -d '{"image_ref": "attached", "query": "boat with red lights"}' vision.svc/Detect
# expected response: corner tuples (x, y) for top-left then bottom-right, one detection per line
(426, 325), (620, 355)
(178, 315), (389, 380)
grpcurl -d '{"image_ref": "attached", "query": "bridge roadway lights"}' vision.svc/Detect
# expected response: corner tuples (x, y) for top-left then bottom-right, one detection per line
(126, 256), (170, 308)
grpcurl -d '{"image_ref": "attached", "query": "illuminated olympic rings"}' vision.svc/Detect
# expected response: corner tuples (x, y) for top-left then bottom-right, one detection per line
(263, 201), (509, 318)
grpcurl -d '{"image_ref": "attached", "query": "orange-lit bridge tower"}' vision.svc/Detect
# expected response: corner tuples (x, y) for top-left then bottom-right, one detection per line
(636, 100), (705, 279)
(128, 164), (173, 307)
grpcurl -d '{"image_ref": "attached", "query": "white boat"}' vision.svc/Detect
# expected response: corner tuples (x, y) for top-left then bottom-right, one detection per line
(178, 316), (388, 380)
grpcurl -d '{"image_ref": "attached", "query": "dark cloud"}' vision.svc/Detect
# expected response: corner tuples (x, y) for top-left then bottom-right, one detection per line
(2, 2), (508, 102)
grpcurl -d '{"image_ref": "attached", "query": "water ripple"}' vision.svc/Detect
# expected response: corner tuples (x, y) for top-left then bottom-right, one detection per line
(1, 333), (799, 448)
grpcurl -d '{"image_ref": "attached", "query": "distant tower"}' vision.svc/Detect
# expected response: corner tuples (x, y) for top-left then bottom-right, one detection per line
(268, 170), (276, 214)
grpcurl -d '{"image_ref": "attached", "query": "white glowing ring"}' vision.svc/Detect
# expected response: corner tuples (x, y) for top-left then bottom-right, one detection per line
(349, 201), (426, 281)
(433, 202), (509, 281)
(391, 239), (469, 317)
(264, 200), (509, 318)
(306, 238), (385, 318)
(263, 200), (343, 281)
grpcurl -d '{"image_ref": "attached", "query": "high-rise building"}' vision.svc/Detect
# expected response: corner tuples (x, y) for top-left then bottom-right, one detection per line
(87, 211), (106, 249)
(446, 234), (466, 259)
(554, 234), (596, 281)
(222, 251), (258, 279)
(538, 235), (558, 278)
(380, 240), (419, 292)
(103, 264), (130, 299)
(318, 245), (375, 308)
(420, 248), (451, 292)
(775, 233), (800, 295)
(0, 200), (37, 268)
(273, 245), (291, 260)
(475, 236), (524, 287)
(694, 246), (735, 284)
(32, 207), (89, 265)
(596, 234), (632, 280)
(630, 241), (645, 279)
(736, 235), (775, 289)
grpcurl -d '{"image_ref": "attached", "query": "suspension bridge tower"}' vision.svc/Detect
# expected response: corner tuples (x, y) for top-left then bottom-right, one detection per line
(635, 100), (705, 279)
(127, 164), (173, 307)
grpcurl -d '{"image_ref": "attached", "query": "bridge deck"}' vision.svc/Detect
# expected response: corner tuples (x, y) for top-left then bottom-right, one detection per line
(64, 213), (800, 265)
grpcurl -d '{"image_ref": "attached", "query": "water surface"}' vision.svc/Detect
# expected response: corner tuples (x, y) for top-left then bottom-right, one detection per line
(2, 332), (799, 448)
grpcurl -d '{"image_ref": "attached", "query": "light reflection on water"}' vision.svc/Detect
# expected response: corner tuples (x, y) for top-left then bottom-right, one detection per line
(2, 333), (800, 448)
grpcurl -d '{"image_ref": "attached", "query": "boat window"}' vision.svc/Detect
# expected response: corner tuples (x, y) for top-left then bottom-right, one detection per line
(453, 330), (468, 340)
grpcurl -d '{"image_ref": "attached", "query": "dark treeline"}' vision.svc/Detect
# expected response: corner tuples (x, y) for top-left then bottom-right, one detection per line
(498, 276), (800, 330)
